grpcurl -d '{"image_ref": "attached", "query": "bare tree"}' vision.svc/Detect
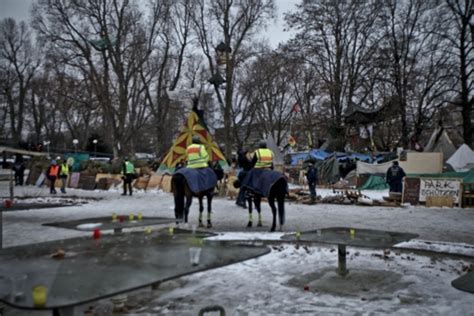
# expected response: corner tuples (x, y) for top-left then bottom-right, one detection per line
(291, 64), (329, 149)
(32, 0), (160, 157)
(446, 0), (473, 147)
(0, 18), (40, 145)
(240, 53), (296, 145)
(285, 0), (383, 150)
(377, 0), (455, 148)
(192, 0), (276, 158)
(140, 0), (196, 157)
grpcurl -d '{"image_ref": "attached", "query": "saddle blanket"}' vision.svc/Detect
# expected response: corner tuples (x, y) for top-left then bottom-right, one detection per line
(175, 167), (217, 194)
(241, 169), (287, 197)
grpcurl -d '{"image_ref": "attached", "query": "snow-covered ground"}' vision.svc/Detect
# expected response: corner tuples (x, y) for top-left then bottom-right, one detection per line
(1, 182), (473, 315)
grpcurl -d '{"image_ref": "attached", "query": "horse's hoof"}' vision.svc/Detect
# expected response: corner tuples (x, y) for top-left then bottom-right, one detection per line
(198, 222), (205, 228)
(207, 223), (213, 228)
(270, 227), (276, 232)
(257, 222), (263, 227)
(247, 221), (252, 228)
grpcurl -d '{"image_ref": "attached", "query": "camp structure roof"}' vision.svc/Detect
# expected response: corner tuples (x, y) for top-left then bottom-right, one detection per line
(157, 109), (229, 175)
(0, 146), (47, 157)
(343, 98), (398, 126)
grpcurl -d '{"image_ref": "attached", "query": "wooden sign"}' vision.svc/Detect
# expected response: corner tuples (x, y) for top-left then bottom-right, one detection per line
(78, 175), (96, 190)
(419, 178), (462, 204)
(402, 177), (420, 205)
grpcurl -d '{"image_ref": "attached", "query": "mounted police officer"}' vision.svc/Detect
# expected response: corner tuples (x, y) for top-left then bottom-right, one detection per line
(252, 140), (274, 170)
(186, 136), (210, 168)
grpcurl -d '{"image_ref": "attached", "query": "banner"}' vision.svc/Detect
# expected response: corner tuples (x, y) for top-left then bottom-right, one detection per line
(419, 178), (461, 204)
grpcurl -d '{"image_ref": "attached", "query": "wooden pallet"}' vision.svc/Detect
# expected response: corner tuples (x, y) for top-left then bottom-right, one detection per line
(426, 196), (454, 208)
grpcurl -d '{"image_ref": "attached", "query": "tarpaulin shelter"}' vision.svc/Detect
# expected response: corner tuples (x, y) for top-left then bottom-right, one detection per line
(359, 175), (389, 190)
(446, 144), (474, 172)
(157, 109), (229, 175)
(314, 155), (341, 184)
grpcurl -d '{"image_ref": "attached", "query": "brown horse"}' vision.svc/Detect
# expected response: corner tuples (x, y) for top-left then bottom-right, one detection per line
(171, 166), (224, 228)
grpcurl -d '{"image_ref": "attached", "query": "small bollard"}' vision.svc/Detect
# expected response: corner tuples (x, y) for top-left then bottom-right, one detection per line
(93, 229), (101, 240)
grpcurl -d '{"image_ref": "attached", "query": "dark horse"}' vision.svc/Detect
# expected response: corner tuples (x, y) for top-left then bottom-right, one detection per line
(171, 165), (224, 228)
(234, 169), (287, 232)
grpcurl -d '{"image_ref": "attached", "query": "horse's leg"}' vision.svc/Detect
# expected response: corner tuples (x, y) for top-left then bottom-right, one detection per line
(184, 191), (193, 224)
(206, 192), (213, 228)
(247, 195), (253, 228)
(172, 175), (185, 224)
(197, 195), (204, 228)
(198, 195), (204, 227)
(254, 195), (263, 227)
(268, 195), (277, 232)
(277, 192), (286, 231)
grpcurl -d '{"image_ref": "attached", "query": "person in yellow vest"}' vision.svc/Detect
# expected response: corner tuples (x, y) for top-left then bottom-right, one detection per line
(186, 136), (210, 168)
(121, 157), (135, 196)
(252, 140), (274, 169)
(59, 159), (70, 194)
(46, 160), (59, 194)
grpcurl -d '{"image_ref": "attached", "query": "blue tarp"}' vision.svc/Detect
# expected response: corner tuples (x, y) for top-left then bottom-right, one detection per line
(347, 152), (372, 163)
(289, 152), (311, 165)
(287, 150), (388, 165)
(308, 149), (331, 161)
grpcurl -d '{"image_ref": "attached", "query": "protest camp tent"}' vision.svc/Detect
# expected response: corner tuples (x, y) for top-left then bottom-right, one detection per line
(446, 144), (474, 172)
(359, 175), (389, 190)
(424, 127), (457, 162)
(314, 155), (341, 184)
(157, 109), (229, 175)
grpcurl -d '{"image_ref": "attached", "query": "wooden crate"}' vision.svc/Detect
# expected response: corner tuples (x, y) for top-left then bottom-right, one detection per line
(426, 196), (454, 208)
(161, 175), (172, 192)
(133, 175), (150, 190)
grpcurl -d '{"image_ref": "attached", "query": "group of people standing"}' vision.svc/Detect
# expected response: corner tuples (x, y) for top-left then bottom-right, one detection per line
(45, 156), (136, 196)
(46, 159), (70, 194)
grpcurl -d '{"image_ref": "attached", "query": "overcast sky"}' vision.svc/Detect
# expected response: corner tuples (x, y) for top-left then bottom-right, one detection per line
(0, 0), (298, 48)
